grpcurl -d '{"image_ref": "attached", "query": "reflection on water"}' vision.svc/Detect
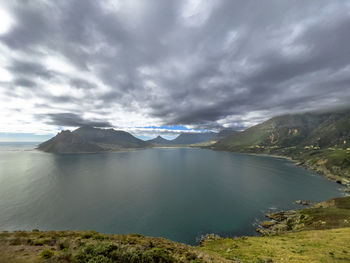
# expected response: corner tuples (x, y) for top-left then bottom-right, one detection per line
(0, 147), (343, 244)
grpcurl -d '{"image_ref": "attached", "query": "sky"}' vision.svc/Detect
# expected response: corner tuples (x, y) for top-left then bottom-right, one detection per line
(0, 0), (350, 141)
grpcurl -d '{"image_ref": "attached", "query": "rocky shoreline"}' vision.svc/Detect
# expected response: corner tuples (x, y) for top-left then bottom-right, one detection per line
(255, 196), (350, 236)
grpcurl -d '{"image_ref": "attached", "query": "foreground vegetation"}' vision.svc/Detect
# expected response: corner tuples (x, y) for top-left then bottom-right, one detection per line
(0, 230), (230, 263)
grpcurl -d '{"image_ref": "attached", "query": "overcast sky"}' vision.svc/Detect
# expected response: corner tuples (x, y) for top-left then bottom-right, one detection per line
(0, 0), (350, 140)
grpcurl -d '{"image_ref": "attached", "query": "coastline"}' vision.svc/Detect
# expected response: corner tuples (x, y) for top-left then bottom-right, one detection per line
(210, 147), (350, 193)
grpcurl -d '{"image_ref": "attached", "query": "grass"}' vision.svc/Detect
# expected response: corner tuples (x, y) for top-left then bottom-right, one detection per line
(298, 196), (350, 230)
(201, 228), (350, 263)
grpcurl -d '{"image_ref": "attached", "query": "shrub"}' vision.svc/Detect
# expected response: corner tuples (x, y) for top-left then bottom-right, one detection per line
(40, 249), (54, 259)
(87, 255), (112, 263)
(83, 233), (92, 239)
(141, 248), (176, 263)
(186, 252), (197, 260)
(93, 234), (108, 240)
(75, 243), (119, 263)
(58, 240), (70, 250)
(74, 243), (176, 263)
(9, 237), (22, 245)
(34, 240), (44, 246)
(56, 251), (73, 262)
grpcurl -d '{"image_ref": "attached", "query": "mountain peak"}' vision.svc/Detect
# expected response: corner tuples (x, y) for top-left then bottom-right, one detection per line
(147, 135), (170, 144)
(38, 126), (149, 153)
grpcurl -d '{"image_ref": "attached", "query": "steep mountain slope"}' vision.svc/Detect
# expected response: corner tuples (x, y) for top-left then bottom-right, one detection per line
(214, 110), (350, 151)
(170, 132), (217, 145)
(147, 135), (171, 145)
(38, 127), (150, 153)
(38, 130), (103, 153)
(216, 129), (237, 139)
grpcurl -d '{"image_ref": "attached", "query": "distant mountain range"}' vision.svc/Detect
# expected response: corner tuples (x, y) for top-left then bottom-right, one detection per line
(38, 127), (225, 153)
(38, 109), (350, 154)
(147, 130), (237, 146)
(169, 132), (217, 145)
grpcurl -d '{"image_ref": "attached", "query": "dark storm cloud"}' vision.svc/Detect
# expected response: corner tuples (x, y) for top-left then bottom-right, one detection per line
(43, 113), (112, 128)
(1, 0), (350, 132)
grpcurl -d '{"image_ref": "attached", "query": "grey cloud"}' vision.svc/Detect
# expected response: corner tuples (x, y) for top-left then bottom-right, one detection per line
(1, 0), (350, 132)
(8, 60), (55, 80)
(42, 113), (112, 128)
(13, 77), (36, 88)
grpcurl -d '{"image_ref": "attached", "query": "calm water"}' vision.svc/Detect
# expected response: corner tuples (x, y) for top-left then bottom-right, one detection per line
(0, 143), (344, 244)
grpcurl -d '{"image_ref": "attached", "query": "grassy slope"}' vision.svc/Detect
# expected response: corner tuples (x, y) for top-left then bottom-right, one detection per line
(201, 228), (350, 263)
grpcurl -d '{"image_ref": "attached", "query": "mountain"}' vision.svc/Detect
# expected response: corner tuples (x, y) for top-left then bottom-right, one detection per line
(216, 128), (237, 139)
(38, 126), (150, 153)
(147, 135), (171, 145)
(145, 130), (235, 146)
(74, 126), (149, 148)
(214, 110), (350, 151)
(170, 132), (217, 145)
(38, 130), (104, 153)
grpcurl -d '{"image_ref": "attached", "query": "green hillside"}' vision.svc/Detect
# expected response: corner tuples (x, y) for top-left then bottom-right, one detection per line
(215, 110), (350, 151)
(213, 109), (350, 184)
